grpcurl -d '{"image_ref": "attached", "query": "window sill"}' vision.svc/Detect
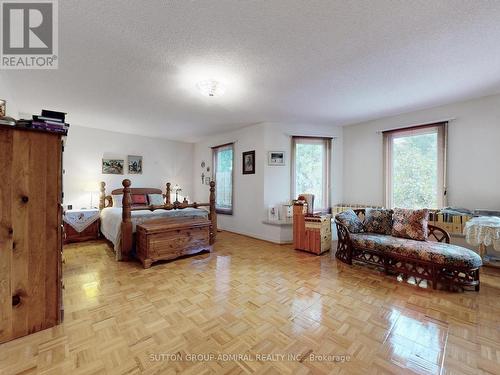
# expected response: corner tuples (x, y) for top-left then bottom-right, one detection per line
(216, 209), (233, 215)
(262, 219), (293, 226)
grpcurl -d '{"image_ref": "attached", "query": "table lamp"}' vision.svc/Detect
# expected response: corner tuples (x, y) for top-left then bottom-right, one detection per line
(84, 181), (100, 209)
(173, 184), (182, 204)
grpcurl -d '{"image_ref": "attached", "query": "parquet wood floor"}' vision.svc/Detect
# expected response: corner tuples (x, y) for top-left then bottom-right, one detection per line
(0, 231), (499, 374)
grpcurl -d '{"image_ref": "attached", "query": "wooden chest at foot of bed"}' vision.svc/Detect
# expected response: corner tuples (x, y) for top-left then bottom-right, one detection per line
(136, 217), (212, 268)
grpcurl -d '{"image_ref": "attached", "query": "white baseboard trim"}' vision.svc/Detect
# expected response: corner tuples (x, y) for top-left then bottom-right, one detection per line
(219, 227), (292, 244)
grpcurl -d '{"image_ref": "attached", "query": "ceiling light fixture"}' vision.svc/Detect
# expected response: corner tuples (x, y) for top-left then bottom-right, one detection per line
(196, 79), (226, 97)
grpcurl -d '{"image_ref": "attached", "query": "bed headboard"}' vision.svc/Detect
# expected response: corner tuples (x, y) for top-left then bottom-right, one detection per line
(110, 187), (162, 195)
(100, 181), (165, 209)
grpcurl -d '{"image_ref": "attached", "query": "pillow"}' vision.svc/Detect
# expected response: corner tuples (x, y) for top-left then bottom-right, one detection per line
(335, 209), (364, 233)
(364, 208), (393, 235)
(112, 194), (123, 208)
(131, 194), (147, 205)
(148, 193), (164, 206)
(392, 208), (429, 241)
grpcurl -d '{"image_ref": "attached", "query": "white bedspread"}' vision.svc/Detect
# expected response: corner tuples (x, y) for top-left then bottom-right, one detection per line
(100, 207), (208, 260)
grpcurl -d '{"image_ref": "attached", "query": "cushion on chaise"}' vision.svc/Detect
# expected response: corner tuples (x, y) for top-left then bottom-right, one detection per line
(392, 208), (429, 241)
(350, 233), (482, 268)
(335, 209), (364, 233)
(364, 208), (393, 234)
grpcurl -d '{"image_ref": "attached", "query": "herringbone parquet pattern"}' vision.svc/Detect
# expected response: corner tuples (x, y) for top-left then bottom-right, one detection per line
(0, 231), (499, 374)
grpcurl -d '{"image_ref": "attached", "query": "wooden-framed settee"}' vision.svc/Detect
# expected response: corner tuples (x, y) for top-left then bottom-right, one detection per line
(99, 179), (217, 260)
(335, 209), (482, 291)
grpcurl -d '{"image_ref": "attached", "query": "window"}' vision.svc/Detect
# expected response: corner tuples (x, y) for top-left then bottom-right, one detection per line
(384, 122), (447, 209)
(212, 143), (234, 214)
(291, 137), (331, 212)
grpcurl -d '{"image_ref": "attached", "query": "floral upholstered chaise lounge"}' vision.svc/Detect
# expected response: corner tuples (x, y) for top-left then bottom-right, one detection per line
(335, 208), (482, 291)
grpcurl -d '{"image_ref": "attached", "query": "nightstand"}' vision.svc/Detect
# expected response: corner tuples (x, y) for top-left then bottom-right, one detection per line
(63, 208), (100, 244)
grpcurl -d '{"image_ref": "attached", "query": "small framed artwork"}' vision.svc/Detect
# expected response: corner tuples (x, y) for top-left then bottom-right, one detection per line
(242, 150), (255, 174)
(268, 151), (285, 166)
(128, 155), (142, 174)
(268, 206), (279, 221)
(102, 159), (124, 174)
(0, 99), (5, 117)
(204, 177), (211, 185)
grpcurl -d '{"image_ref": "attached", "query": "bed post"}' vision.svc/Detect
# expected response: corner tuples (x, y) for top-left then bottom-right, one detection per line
(209, 180), (217, 244)
(121, 179), (132, 260)
(165, 182), (171, 205)
(99, 181), (106, 210)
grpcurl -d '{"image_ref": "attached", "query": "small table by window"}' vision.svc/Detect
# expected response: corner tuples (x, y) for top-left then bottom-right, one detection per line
(63, 208), (100, 244)
(464, 216), (500, 267)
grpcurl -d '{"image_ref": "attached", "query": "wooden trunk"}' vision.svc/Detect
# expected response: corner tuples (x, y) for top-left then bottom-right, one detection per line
(136, 217), (211, 268)
(0, 125), (64, 344)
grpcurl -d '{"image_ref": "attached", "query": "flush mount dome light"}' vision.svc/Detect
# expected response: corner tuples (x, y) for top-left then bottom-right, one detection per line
(196, 79), (226, 97)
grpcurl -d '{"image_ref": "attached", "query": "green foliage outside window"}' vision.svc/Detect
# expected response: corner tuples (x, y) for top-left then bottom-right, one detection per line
(295, 143), (324, 209)
(392, 133), (438, 209)
(216, 148), (233, 209)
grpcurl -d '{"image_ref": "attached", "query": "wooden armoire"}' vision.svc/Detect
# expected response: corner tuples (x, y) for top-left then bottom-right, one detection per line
(0, 124), (64, 344)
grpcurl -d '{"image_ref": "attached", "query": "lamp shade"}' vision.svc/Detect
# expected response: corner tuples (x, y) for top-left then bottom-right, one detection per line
(84, 181), (100, 193)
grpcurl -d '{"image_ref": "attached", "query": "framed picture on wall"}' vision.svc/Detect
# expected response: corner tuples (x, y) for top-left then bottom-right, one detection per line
(102, 159), (124, 174)
(128, 155), (142, 174)
(268, 151), (285, 166)
(242, 150), (255, 174)
(0, 99), (6, 117)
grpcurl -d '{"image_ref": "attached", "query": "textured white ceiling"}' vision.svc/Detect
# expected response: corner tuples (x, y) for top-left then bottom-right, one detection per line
(2, 0), (500, 142)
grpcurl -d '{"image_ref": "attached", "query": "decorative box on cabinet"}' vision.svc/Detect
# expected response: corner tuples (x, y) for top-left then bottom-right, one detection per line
(0, 125), (64, 344)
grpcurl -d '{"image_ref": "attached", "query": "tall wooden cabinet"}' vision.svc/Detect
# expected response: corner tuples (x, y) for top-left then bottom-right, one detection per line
(0, 125), (64, 344)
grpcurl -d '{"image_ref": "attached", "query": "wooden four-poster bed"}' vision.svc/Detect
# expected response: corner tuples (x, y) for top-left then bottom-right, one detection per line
(99, 179), (217, 260)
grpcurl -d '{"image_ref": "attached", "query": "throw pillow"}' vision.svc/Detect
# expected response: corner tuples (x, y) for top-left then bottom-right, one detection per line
(335, 209), (364, 233)
(148, 193), (164, 206)
(112, 194), (123, 208)
(364, 208), (393, 235)
(392, 208), (429, 241)
(131, 194), (147, 205)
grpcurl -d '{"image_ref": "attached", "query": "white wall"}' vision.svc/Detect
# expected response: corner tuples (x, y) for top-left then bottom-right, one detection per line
(64, 125), (194, 209)
(193, 123), (269, 240)
(193, 122), (343, 243)
(343, 94), (500, 210)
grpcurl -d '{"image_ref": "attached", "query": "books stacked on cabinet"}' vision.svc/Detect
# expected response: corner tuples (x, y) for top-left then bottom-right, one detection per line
(16, 109), (69, 135)
(332, 203), (383, 215)
(429, 210), (472, 236)
(0, 116), (16, 126)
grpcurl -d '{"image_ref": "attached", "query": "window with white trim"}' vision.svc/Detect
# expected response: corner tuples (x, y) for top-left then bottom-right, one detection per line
(212, 143), (234, 214)
(291, 136), (331, 212)
(383, 123), (447, 209)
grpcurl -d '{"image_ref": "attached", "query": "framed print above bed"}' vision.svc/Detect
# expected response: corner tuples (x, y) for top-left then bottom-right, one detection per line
(102, 159), (124, 174)
(128, 155), (143, 174)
